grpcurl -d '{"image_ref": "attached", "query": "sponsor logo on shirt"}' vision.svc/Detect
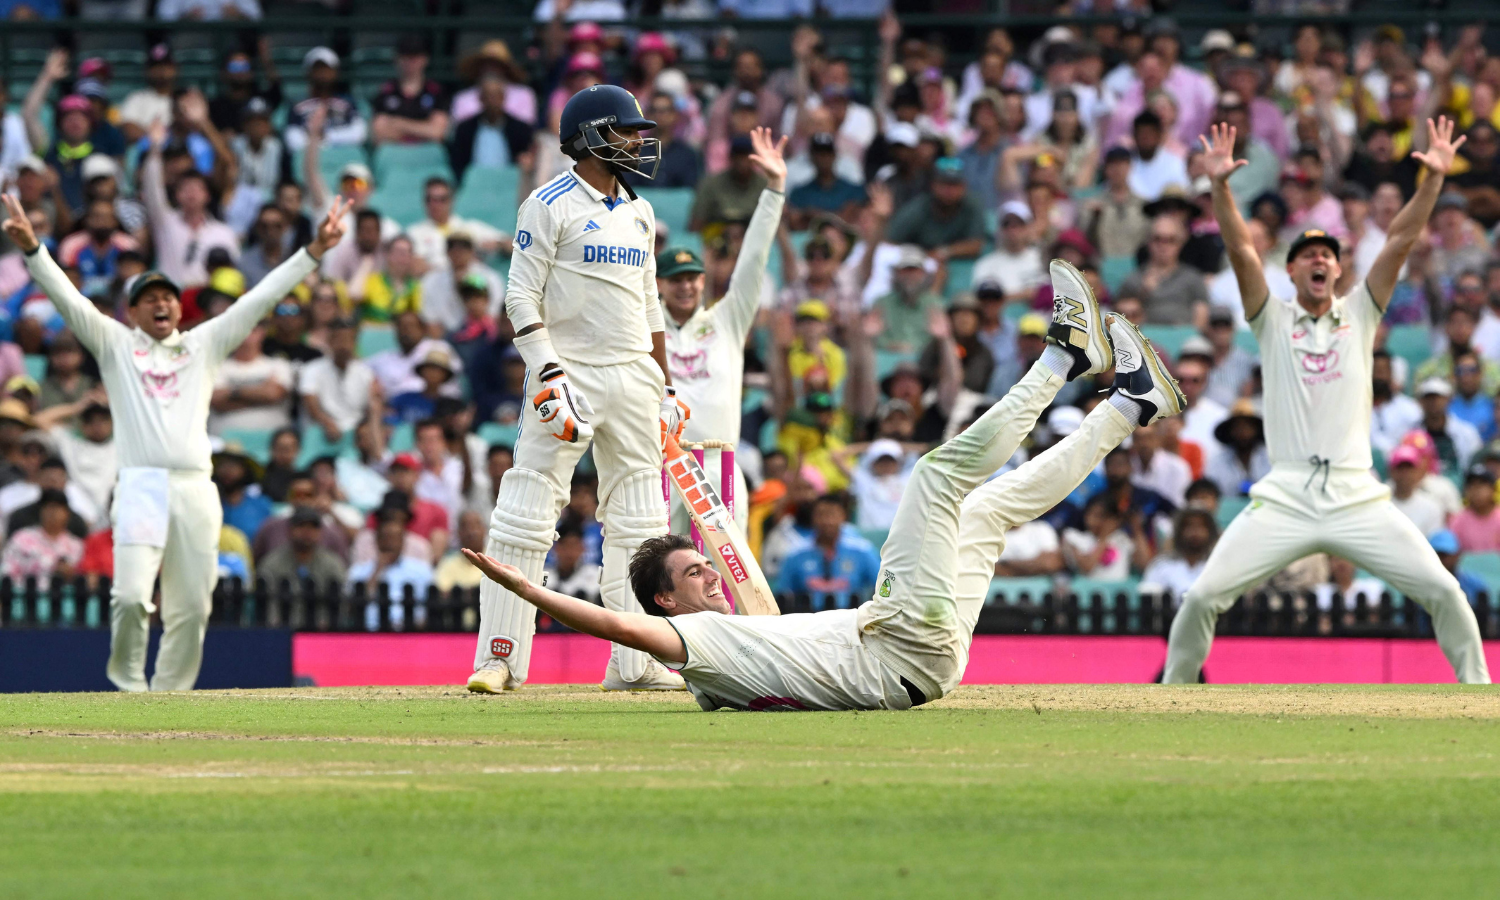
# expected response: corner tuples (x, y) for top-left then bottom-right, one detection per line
(582, 244), (648, 267)
(878, 570), (894, 598)
(1296, 348), (1344, 385)
(669, 348), (710, 383)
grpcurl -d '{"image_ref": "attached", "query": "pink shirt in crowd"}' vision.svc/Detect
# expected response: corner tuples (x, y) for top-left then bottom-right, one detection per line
(1449, 506), (1500, 553)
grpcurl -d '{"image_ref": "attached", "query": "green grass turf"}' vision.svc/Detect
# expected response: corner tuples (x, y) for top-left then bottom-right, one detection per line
(2, 684), (1498, 899)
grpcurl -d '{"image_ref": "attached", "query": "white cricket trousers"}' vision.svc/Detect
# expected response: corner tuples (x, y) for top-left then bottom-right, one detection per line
(106, 473), (223, 692)
(861, 364), (1136, 701)
(1164, 464), (1491, 684)
(475, 354), (667, 683)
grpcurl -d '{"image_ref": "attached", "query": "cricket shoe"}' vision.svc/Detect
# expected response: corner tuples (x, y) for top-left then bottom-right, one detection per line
(467, 658), (516, 693)
(1106, 314), (1185, 425)
(1047, 258), (1113, 381)
(601, 657), (686, 692)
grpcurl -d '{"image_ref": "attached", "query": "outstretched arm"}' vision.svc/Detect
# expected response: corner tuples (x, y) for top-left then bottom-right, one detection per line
(1367, 117), (1466, 312)
(720, 126), (788, 339)
(463, 549), (687, 663)
(1202, 124), (1270, 321)
(2, 194), (121, 355)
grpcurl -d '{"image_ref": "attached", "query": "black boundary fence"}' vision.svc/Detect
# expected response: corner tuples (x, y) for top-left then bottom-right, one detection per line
(3, 577), (1497, 640)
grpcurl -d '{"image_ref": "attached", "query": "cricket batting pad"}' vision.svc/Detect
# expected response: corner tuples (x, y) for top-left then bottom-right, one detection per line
(600, 468), (669, 683)
(473, 467), (560, 681)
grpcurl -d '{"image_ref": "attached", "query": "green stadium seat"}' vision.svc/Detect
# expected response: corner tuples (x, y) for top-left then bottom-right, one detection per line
(1385, 325), (1433, 373)
(218, 429), (274, 465)
(297, 425), (356, 468)
(1233, 329), (1260, 355)
(456, 167), (522, 235)
(875, 349), (917, 380)
(1139, 325), (1200, 360)
(477, 422), (519, 448)
(294, 145), (368, 191)
(943, 258), (976, 298)
(1216, 495), (1250, 529)
(368, 185), (426, 227)
(372, 143), (453, 185)
(986, 576), (1052, 605)
(22, 355), (46, 382)
(1459, 552), (1500, 595)
(1003, 301), (1034, 323)
(1100, 255), (1136, 293)
(388, 422), (415, 454)
(637, 187), (695, 237)
(859, 528), (889, 552)
(357, 326), (398, 358)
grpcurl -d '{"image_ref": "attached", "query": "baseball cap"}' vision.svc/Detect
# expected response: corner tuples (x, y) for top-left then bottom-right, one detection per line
(1388, 444), (1424, 467)
(1429, 529), (1460, 555)
(1435, 193), (1469, 214)
(1018, 313), (1049, 338)
(210, 266), (245, 298)
(14, 155), (46, 176)
(290, 506), (323, 528)
(58, 94), (91, 116)
(1208, 306), (1235, 327)
(127, 272), (181, 307)
(242, 96), (272, 121)
(569, 21), (604, 45)
(1417, 376), (1453, 398)
(886, 122), (920, 148)
(1000, 199), (1033, 223)
(974, 280), (1005, 300)
(864, 439), (904, 465)
(1103, 145), (1132, 164)
(339, 161), (374, 184)
(78, 57), (111, 80)
(1178, 335), (1215, 362)
(933, 156), (965, 182)
(566, 52), (605, 75)
(81, 154), (118, 182)
(1286, 228), (1340, 261)
(795, 299), (832, 322)
(1465, 463), (1496, 485)
(390, 453), (422, 470)
(303, 47), (340, 71)
(894, 244), (927, 270)
(810, 132), (836, 152)
(657, 247), (704, 278)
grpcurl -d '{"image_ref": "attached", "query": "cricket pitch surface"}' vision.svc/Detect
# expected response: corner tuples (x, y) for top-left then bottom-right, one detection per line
(3, 684), (1497, 898)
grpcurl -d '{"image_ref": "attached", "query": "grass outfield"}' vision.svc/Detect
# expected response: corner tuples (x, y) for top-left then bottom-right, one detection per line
(2, 685), (1499, 899)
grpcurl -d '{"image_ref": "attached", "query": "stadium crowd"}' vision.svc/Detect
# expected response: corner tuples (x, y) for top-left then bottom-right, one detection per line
(3, 3), (1500, 619)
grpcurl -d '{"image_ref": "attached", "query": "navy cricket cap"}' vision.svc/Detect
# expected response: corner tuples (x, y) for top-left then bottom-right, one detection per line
(127, 271), (181, 307)
(1286, 229), (1340, 262)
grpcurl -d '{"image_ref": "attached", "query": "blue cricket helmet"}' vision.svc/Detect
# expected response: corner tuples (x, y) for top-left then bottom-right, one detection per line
(559, 84), (661, 181)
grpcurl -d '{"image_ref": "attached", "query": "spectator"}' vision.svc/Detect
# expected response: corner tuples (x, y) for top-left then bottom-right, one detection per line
(847, 439), (910, 532)
(283, 48), (366, 152)
(408, 178), (506, 271)
(1371, 349), (1423, 458)
(323, 210), (385, 303)
(253, 469), (350, 561)
(1416, 377), (1482, 477)
(0, 78), (30, 182)
(884, 157), (986, 261)
(449, 76), (536, 186)
(388, 347), (459, 425)
(1199, 311), (1257, 406)
(2, 454), (96, 538)
(1125, 110), (1188, 202)
(777, 392), (850, 493)
(214, 446), (272, 542)
(362, 235), (423, 324)
(1450, 464), (1500, 553)
(1080, 147), (1148, 263)
(1314, 556), (1389, 615)
(118, 43), (177, 145)
(1387, 443), (1448, 537)
(776, 493), (880, 611)
(0, 435), (55, 516)
(1211, 92), (1281, 216)
(209, 45), (282, 135)
(1120, 214), (1208, 326)
(1429, 193), (1491, 284)
(0, 488), (81, 588)
(257, 506), (348, 594)
(986, 312), (1050, 399)
(1140, 508), (1219, 601)
(918, 295), (993, 395)
(1130, 421), (1192, 508)
(994, 516), (1064, 577)
(236, 205), (291, 289)
(1205, 399), (1270, 498)
(1062, 495), (1138, 580)
(262, 299), (322, 364)
(1448, 350), (1496, 442)
(781, 300), (846, 395)
(1417, 305), (1500, 393)
(35, 331), (96, 415)
(49, 401), (113, 521)
(787, 133), (865, 229)
(20, 79), (97, 218)
(705, 48), (782, 175)
(1429, 528), (1488, 607)
(413, 418), (464, 529)
(347, 506), (435, 627)
(434, 509), (488, 592)
(622, 91), (698, 190)
(139, 121), (240, 287)
(870, 246), (946, 354)
(352, 486), (437, 567)
(690, 136), (769, 231)
(1282, 147), (1347, 240)
(259, 428), (302, 503)
(208, 324), (293, 435)
(418, 234), (503, 334)
(542, 520), (602, 603)
(230, 98), (288, 196)
(973, 201), (1046, 303)
(1207, 218), (1294, 328)
(371, 35), (450, 147)
(298, 318), (382, 444)
(873, 122), (929, 211)
(958, 90), (1007, 213)
(452, 40), (536, 126)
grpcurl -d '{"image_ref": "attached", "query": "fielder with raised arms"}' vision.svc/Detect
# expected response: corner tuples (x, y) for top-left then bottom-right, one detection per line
(1162, 120), (1490, 684)
(1, 192), (351, 692)
(464, 264), (1185, 710)
(658, 126), (786, 535)
(468, 85), (691, 693)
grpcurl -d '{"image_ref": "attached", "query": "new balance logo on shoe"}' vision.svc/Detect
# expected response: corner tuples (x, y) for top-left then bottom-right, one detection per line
(583, 220), (601, 232)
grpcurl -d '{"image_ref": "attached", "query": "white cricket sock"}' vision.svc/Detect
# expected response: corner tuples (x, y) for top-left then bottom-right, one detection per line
(1107, 392), (1143, 427)
(1039, 344), (1074, 380)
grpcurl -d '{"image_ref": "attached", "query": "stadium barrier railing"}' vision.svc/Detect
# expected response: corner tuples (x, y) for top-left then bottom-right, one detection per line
(2, 576), (1495, 641)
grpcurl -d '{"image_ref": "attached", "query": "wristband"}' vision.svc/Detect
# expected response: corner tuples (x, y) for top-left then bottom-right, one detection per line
(514, 326), (562, 377)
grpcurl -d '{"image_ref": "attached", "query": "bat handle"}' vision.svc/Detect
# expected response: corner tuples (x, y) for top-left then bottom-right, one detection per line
(722, 446), (734, 521)
(690, 446), (706, 553)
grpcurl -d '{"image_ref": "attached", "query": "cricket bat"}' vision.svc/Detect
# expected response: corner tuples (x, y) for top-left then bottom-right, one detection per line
(663, 437), (780, 616)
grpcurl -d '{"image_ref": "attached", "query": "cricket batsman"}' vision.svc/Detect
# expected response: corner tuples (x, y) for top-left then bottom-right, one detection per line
(1, 192), (351, 692)
(468, 84), (690, 694)
(464, 263), (1184, 710)
(659, 126), (786, 535)
(1162, 121), (1490, 684)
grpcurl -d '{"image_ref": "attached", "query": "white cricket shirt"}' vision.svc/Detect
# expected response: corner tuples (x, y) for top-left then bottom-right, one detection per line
(1250, 281), (1379, 470)
(505, 167), (664, 368)
(664, 188), (782, 447)
(24, 245), (319, 475)
(656, 609), (912, 712)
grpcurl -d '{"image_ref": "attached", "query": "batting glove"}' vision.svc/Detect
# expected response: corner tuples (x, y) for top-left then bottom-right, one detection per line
(660, 385), (690, 448)
(532, 365), (594, 443)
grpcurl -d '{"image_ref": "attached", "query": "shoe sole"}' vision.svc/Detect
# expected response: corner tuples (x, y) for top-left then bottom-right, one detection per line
(599, 684), (687, 692)
(1049, 258), (1113, 375)
(1110, 316), (1186, 417)
(466, 677), (512, 694)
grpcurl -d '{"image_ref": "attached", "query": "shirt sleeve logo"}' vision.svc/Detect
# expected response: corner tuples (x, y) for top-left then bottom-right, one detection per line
(516, 230), (532, 251)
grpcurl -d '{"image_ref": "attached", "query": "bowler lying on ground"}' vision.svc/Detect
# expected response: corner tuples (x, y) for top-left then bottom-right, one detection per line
(465, 261), (1184, 710)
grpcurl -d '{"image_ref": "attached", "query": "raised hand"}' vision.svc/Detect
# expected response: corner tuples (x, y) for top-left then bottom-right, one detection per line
(178, 89), (210, 127)
(1198, 123), (1247, 185)
(147, 117), (168, 150)
(309, 196), (353, 258)
(0, 194), (39, 254)
(1411, 116), (1468, 175)
(747, 126), (789, 192)
(41, 48), (69, 83)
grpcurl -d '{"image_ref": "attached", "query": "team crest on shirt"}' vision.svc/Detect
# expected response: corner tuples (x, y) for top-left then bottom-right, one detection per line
(516, 230), (533, 251)
(878, 570), (894, 598)
(634, 217), (649, 237)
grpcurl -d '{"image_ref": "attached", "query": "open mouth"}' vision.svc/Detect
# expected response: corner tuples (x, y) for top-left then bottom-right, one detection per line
(154, 311), (171, 324)
(1310, 270), (1328, 287)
